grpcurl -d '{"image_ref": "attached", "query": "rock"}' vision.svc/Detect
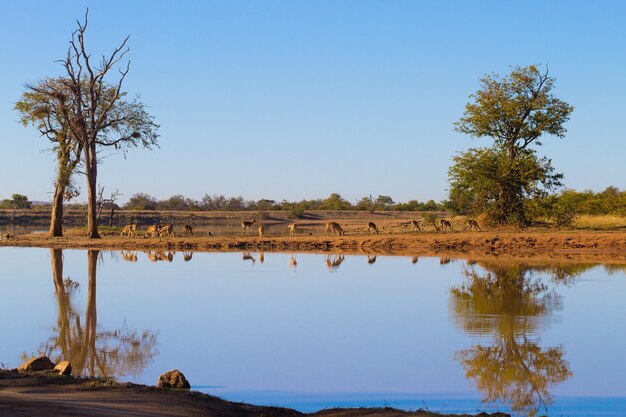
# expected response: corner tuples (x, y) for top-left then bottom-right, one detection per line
(54, 360), (72, 376)
(17, 356), (55, 372)
(157, 369), (190, 389)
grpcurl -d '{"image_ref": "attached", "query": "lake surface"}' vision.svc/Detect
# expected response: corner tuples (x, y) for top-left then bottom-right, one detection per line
(1, 248), (625, 416)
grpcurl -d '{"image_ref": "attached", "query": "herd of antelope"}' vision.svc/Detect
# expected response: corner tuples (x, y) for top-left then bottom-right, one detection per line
(119, 217), (482, 239)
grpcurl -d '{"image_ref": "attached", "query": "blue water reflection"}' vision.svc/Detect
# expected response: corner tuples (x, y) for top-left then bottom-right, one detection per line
(0, 248), (625, 416)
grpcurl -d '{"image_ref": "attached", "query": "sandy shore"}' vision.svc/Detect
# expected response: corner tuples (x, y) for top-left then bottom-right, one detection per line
(0, 370), (508, 417)
(1, 229), (625, 262)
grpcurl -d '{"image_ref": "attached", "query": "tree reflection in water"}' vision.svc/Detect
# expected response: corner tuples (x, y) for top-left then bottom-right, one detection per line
(30, 249), (158, 379)
(451, 262), (572, 417)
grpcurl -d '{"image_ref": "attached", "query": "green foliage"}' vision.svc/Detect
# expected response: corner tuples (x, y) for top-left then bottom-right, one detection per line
(448, 148), (562, 224)
(320, 193), (352, 210)
(454, 65), (574, 158)
(451, 65), (572, 225)
(0, 194), (32, 209)
(124, 193), (158, 210)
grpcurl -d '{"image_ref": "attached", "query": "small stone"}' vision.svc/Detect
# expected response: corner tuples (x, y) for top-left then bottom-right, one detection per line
(54, 360), (72, 376)
(157, 369), (190, 389)
(17, 356), (55, 372)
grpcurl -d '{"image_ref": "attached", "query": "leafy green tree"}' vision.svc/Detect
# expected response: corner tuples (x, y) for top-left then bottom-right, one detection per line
(452, 65), (573, 225)
(320, 193), (352, 210)
(124, 193), (157, 210)
(0, 194), (32, 209)
(375, 195), (395, 210)
(16, 78), (82, 236)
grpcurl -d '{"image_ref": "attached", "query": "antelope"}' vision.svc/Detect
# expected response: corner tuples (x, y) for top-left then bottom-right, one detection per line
(367, 255), (377, 264)
(367, 222), (379, 234)
(325, 222), (344, 236)
(439, 219), (452, 232)
(466, 219), (482, 231)
(183, 224), (193, 237)
(411, 220), (423, 232)
(3, 233), (15, 240)
(158, 224), (175, 237)
(325, 254), (345, 270)
(288, 223), (297, 237)
(144, 225), (158, 238)
(258, 225), (265, 238)
(121, 251), (137, 262)
(242, 218), (256, 232)
(121, 224), (137, 237)
(183, 252), (193, 262)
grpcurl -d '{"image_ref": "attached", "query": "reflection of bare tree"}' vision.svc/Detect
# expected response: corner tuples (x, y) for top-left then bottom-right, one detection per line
(451, 264), (571, 416)
(35, 249), (158, 379)
(325, 254), (345, 271)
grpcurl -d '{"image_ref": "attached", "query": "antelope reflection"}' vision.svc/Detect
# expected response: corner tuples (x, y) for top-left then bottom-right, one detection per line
(34, 249), (158, 379)
(325, 254), (345, 271)
(451, 262), (571, 416)
(411, 256), (419, 264)
(121, 250), (137, 262)
(183, 252), (193, 262)
(289, 254), (297, 269)
(367, 255), (377, 264)
(145, 250), (174, 262)
(242, 252), (256, 265)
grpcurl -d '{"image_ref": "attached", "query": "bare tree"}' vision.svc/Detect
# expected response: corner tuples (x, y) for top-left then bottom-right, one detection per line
(95, 185), (122, 227)
(50, 10), (158, 238)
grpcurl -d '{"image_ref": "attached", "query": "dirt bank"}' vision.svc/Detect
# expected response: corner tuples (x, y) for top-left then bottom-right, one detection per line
(1, 229), (625, 261)
(0, 371), (507, 417)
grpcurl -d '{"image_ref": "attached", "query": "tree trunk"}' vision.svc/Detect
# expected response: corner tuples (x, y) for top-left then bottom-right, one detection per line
(85, 144), (100, 239)
(109, 207), (115, 227)
(49, 183), (65, 237)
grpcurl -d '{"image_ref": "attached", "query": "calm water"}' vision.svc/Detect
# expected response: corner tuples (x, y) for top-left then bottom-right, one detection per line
(1, 248), (625, 417)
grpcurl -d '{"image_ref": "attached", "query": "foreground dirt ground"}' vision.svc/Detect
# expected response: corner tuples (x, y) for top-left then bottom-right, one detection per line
(0, 371), (508, 417)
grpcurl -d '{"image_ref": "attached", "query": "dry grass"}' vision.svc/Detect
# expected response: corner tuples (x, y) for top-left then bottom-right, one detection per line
(573, 215), (626, 230)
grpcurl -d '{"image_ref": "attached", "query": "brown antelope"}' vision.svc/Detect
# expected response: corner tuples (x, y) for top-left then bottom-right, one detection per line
(158, 224), (175, 237)
(411, 220), (423, 232)
(288, 223), (297, 237)
(121, 224), (137, 237)
(144, 225), (158, 238)
(3, 233), (15, 240)
(367, 255), (377, 264)
(466, 219), (482, 231)
(242, 218), (256, 232)
(183, 252), (193, 262)
(325, 254), (345, 270)
(439, 219), (452, 232)
(367, 222), (379, 234)
(183, 224), (193, 237)
(258, 225), (265, 238)
(325, 222), (344, 236)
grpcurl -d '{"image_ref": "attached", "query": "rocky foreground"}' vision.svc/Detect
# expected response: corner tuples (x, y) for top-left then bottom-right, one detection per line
(0, 357), (510, 417)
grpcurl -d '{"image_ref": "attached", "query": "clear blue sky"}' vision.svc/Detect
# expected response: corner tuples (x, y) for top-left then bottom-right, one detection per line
(1, 1), (624, 204)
